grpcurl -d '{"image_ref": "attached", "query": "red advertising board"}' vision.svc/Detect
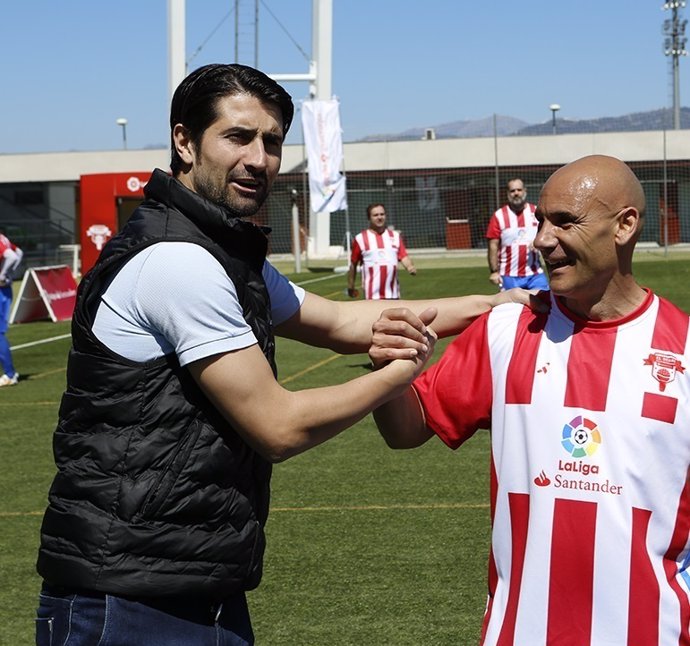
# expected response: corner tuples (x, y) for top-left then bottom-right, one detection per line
(80, 172), (151, 275)
(10, 266), (78, 324)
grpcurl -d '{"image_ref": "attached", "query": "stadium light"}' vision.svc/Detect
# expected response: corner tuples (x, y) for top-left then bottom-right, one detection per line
(115, 117), (128, 150)
(663, 0), (688, 129)
(549, 104), (561, 135)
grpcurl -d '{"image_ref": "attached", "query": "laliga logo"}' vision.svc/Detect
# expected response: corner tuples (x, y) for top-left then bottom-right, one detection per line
(561, 415), (601, 459)
(86, 224), (112, 251)
(644, 352), (685, 392)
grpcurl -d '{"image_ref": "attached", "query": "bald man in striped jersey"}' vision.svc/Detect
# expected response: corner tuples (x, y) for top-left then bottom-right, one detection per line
(373, 155), (690, 646)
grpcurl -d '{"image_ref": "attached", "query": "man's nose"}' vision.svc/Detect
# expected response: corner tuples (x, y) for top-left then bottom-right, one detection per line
(244, 138), (268, 170)
(534, 220), (556, 251)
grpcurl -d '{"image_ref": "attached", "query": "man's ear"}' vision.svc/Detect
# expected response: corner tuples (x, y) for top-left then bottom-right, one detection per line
(172, 123), (195, 165)
(615, 207), (642, 245)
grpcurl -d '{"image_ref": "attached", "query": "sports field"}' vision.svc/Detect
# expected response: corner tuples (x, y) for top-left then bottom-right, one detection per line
(2, 253), (689, 645)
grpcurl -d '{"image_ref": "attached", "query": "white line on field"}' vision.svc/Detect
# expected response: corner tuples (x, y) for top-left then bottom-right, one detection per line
(10, 334), (71, 351)
(295, 273), (341, 286)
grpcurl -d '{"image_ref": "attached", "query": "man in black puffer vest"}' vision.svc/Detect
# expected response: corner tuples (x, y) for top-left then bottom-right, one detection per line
(35, 64), (530, 645)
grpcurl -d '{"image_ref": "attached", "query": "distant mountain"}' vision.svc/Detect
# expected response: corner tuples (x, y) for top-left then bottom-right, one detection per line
(354, 108), (690, 142)
(517, 107), (690, 135)
(357, 115), (528, 142)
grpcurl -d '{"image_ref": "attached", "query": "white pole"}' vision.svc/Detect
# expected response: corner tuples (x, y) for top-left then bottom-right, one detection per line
(291, 192), (302, 274)
(168, 0), (186, 103)
(308, 0), (334, 258)
(313, 0), (332, 100)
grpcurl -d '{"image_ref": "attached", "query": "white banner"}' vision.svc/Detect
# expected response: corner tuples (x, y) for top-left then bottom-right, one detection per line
(301, 99), (348, 213)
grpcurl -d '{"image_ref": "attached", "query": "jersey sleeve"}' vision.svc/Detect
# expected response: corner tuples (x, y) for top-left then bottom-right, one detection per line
(413, 314), (493, 449)
(350, 238), (362, 264)
(486, 212), (502, 240)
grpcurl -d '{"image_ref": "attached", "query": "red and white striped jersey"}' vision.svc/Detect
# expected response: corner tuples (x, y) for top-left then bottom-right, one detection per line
(351, 228), (408, 300)
(486, 203), (544, 278)
(414, 290), (690, 646)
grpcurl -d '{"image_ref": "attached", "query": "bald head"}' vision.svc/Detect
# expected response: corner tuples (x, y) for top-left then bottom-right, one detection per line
(544, 155), (646, 221)
(535, 155), (648, 319)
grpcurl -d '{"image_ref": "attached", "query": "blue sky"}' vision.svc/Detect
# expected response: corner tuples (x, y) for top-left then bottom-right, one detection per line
(3, 1), (687, 153)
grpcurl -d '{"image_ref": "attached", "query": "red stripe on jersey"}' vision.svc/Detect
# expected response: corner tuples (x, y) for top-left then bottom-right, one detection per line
(547, 498), (596, 645)
(503, 246), (512, 276)
(375, 231), (385, 249)
(641, 392), (678, 424)
(361, 232), (371, 251)
(628, 507), (659, 646)
(379, 264), (388, 298)
(517, 245), (528, 277)
(496, 493), (530, 646)
(516, 211), (526, 228)
(564, 326), (616, 411)
(663, 474), (690, 646)
(365, 265), (374, 300)
(652, 297), (689, 354)
(506, 308), (546, 404)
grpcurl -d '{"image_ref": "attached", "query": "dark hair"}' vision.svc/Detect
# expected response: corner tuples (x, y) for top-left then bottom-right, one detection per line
(366, 203), (385, 218)
(169, 63), (294, 174)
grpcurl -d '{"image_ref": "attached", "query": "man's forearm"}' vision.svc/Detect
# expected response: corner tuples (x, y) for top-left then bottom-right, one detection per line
(326, 294), (497, 353)
(374, 386), (431, 449)
(487, 241), (499, 274)
(191, 344), (432, 463)
(401, 256), (416, 274)
(347, 265), (356, 290)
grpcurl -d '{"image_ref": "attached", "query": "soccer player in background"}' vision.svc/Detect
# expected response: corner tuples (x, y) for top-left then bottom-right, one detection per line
(0, 233), (21, 386)
(34, 63), (532, 646)
(347, 203), (416, 299)
(373, 155), (690, 645)
(486, 178), (549, 291)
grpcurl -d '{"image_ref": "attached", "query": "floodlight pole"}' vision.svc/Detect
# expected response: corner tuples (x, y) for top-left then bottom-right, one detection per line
(549, 104), (561, 135)
(663, 1), (688, 130)
(116, 118), (128, 150)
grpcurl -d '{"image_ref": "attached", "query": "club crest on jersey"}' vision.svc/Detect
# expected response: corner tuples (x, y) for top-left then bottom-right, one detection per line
(643, 352), (685, 392)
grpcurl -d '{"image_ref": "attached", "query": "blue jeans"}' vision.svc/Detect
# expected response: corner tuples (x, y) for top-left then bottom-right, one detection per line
(0, 284), (15, 377)
(35, 584), (255, 646)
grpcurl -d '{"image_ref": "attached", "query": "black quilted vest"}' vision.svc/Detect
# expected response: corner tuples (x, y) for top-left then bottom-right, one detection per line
(37, 169), (276, 600)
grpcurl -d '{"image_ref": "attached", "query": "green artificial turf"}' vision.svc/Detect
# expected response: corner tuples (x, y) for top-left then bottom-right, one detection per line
(1, 256), (688, 645)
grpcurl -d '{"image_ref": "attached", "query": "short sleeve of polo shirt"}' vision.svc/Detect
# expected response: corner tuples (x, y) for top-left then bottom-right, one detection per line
(412, 313), (493, 449)
(94, 242), (304, 366)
